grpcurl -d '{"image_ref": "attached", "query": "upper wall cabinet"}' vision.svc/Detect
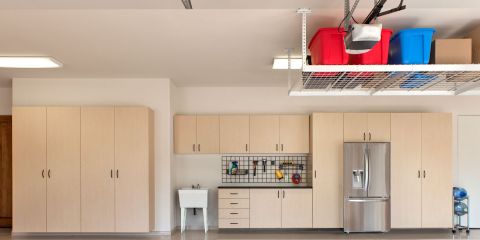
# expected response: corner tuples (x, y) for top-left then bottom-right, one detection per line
(344, 113), (390, 142)
(250, 115), (279, 153)
(279, 115), (310, 154)
(174, 115), (220, 154)
(220, 115), (250, 154)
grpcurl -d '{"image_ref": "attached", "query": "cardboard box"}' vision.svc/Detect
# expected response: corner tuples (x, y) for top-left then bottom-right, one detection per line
(431, 39), (472, 64)
(467, 26), (480, 63)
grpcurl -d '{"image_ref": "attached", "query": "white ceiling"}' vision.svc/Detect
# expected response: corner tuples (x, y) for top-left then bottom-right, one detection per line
(0, 1), (479, 87)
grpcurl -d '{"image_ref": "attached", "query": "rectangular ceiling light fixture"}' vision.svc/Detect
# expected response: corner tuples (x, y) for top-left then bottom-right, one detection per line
(272, 58), (303, 70)
(181, 0), (193, 9)
(0, 56), (62, 68)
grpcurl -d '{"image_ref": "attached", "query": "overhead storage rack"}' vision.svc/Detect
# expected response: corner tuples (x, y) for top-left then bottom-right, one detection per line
(290, 9), (480, 96)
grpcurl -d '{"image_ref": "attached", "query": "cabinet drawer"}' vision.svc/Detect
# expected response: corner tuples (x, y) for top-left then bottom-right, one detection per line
(219, 209), (249, 219)
(218, 198), (249, 209)
(219, 218), (249, 229)
(218, 189), (249, 199)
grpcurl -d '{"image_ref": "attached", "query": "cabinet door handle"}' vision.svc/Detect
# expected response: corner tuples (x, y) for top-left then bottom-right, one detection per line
(314, 170), (317, 179)
(111, 169), (113, 178)
(47, 169), (51, 178)
(283, 190), (285, 199)
(276, 144), (279, 152)
(363, 133), (366, 141)
(198, 144), (201, 152)
(369, 132), (372, 141)
(281, 144), (284, 152)
(116, 170), (119, 178)
(423, 170), (426, 178)
(245, 144), (248, 152)
(193, 144), (196, 152)
(42, 169), (45, 178)
(418, 170), (421, 178)
(277, 190), (279, 199)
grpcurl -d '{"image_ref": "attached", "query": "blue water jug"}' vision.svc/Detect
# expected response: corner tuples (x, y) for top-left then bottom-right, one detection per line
(453, 187), (468, 201)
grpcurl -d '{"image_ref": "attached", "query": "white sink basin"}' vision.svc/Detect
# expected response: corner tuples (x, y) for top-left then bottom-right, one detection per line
(178, 188), (208, 208)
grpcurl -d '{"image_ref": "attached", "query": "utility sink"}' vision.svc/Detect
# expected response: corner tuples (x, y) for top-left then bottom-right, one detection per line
(178, 188), (208, 208)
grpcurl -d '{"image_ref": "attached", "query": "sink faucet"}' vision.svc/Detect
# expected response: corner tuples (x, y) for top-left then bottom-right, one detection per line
(192, 184), (201, 189)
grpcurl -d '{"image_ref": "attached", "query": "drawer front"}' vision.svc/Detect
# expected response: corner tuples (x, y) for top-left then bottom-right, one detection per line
(219, 209), (250, 219)
(219, 218), (249, 229)
(218, 198), (249, 209)
(218, 189), (250, 199)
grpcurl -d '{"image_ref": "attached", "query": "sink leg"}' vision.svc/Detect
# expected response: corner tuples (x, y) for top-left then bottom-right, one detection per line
(203, 208), (208, 233)
(181, 208), (186, 233)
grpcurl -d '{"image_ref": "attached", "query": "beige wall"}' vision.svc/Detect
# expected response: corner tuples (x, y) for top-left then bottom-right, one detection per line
(0, 87), (12, 115)
(174, 86), (480, 229)
(12, 78), (175, 232)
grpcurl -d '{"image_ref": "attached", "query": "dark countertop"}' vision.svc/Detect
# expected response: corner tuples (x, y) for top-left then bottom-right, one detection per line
(218, 186), (312, 189)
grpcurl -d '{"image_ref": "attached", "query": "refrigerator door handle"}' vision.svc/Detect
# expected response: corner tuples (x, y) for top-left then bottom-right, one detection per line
(346, 197), (389, 202)
(364, 147), (370, 191)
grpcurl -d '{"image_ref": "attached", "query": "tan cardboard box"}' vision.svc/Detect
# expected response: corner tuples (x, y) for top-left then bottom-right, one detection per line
(466, 26), (480, 63)
(431, 39), (472, 64)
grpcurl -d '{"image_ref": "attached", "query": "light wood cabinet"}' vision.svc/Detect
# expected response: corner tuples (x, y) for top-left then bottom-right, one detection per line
(367, 113), (391, 142)
(174, 115), (219, 154)
(220, 115), (250, 153)
(421, 113), (452, 228)
(46, 107), (81, 232)
(344, 113), (390, 142)
(81, 107), (115, 232)
(13, 106), (154, 233)
(174, 115), (197, 154)
(279, 115), (310, 153)
(391, 113), (422, 228)
(196, 115), (220, 153)
(311, 113), (344, 228)
(12, 107), (47, 233)
(249, 189), (281, 228)
(249, 115), (279, 153)
(114, 107), (154, 232)
(281, 189), (312, 228)
(218, 188), (250, 229)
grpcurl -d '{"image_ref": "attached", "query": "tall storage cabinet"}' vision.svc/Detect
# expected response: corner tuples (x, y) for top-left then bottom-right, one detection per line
(344, 113), (390, 142)
(311, 113), (344, 228)
(12, 106), (154, 233)
(81, 107), (115, 232)
(114, 107), (154, 232)
(421, 113), (452, 228)
(12, 107), (47, 233)
(46, 107), (81, 232)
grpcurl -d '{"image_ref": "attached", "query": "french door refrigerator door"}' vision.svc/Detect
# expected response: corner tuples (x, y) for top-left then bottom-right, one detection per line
(366, 142), (390, 198)
(343, 143), (368, 198)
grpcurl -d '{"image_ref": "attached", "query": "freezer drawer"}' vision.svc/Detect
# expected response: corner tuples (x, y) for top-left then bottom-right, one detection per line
(344, 198), (390, 233)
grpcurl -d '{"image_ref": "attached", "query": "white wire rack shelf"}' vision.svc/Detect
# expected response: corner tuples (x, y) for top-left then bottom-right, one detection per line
(290, 9), (480, 96)
(290, 64), (480, 96)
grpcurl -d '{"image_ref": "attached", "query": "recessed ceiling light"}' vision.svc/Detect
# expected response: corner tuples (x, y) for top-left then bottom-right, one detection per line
(272, 58), (303, 70)
(0, 56), (62, 68)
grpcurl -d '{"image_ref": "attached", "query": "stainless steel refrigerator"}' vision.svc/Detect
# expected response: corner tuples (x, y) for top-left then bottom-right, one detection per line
(343, 142), (390, 233)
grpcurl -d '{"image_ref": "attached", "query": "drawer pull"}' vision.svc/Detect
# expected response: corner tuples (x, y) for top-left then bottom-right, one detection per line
(229, 202), (238, 205)
(230, 222), (239, 225)
(230, 212), (239, 215)
(229, 193), (239, 195)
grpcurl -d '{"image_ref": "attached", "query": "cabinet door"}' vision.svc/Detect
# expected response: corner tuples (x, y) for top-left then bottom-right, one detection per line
(46, 107), (81, 232)
(81, 107), (115, 232)
(12, 107), (47, 232)
(367, 113), (391, 142)
(249, 189), (281, 228)
(115, 107), (152, 232)
(421, 113), (452, 228)
(391, 113), (422, 228)
(311, 113), (343, 228)
(344, 113), (367, 142)
(220, 115), (250, 153)
(249, 115), (279, 153)
(281, 189), (312, 228)
(279, 115), (310, 153)
(174, 115), (197, 154)
(196, 115), (220, 154)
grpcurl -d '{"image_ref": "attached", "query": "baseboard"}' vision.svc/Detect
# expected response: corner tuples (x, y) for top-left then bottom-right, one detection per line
(12, 231), (172, 236)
